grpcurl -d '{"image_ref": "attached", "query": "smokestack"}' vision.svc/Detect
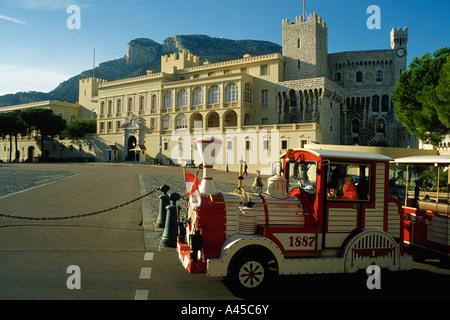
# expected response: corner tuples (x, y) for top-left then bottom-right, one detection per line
(195, 138), (222, 194)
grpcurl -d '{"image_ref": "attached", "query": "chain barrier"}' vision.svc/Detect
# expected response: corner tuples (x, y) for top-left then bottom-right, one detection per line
(0, 187), (160, 221)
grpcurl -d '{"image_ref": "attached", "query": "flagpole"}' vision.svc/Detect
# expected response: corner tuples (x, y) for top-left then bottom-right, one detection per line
(93, 49), (96, 78)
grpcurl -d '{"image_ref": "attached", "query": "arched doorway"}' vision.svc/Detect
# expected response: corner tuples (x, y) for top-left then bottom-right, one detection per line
(127, 136), (137, 161)
(27, 146), (35, 162)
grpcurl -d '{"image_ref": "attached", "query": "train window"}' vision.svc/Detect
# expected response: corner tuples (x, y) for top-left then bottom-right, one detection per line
(327, 162), (371, 201)
(287, 161), (317, 192)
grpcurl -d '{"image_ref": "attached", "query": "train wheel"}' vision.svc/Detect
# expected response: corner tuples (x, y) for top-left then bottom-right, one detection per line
(226, 250), (275, 296)
(237, 260), (266, 289)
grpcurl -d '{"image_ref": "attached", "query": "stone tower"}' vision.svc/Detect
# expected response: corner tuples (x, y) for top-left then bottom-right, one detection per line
(390, 27), (408, 82)
(282, 12), (328, 81)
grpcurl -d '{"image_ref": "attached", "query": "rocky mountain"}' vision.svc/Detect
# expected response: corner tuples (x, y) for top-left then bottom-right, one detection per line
(0, 35), (281, 107)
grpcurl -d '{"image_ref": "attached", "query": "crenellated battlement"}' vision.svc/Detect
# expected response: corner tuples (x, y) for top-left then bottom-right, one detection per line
(390, 27), (408, 49)
(162, 51), (199, 65)
(79, 77), (107, 84)
(282, 12), (327, 28)
(161, 51), (200, 74)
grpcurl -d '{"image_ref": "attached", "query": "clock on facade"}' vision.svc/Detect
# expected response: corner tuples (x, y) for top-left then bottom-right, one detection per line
(396, 48), (406, 57)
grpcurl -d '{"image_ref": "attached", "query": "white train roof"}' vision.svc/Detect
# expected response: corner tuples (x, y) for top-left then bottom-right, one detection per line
(281, 149), (393, 161)
(393, 155), (450, 164)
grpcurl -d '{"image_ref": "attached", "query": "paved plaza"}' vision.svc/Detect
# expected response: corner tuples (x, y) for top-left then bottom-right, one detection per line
(0, 162), (449, 301)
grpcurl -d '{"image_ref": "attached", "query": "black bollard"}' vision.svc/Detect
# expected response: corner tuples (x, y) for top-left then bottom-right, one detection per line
(160, 193), (181, 248)
(156, 185), (170, 228)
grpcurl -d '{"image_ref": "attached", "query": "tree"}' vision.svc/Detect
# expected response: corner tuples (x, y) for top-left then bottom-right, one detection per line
(0, 111), (27, 162)
(62, 118), (97, 159)
(392, 47), (450, 146)
(63, 118), (97, 140)
(19, 108), (66, 161)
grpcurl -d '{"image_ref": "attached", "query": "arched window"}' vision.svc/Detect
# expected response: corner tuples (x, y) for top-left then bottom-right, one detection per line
(335, 72), (341, 82)
(178, 89), (188, 107)
(376, 70), (383, 82)
(176, 114), (187, 129)
(381, 95), (389, 112)
(100, 102), (105, 114)
(128, 98), (134, 112)
(225, 83), (238, 103)
(163, 115), (172, 130)
(356, 71), (363, 82)
(193, 87), (204, 106)
(289, 90), (297, 107)
(108, 100), (113, 114)
(151, 95), (158, 110)
(244, 83), (252, 103)
(117, 99), (122, 113)
(139, 96), (145, 111)
(164, 92), (173, 109)
(208, 85), (220, 104)
(372, 95), (379, 113)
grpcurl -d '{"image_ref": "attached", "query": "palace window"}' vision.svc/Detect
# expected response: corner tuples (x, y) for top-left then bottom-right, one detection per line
(376, 70), (383, 82)
(356, 71), (363, 83)
(335, 72), (341, 82)
(163, 115), (172, 130)
(372, 95), (380, 113)
(139, 96), (146, 111)
(178, 89), (188, 107)
(193, 87), (204, 106)
(260, 65), (269, 76)
(245, 139), (252, 150)
(261, 89), (269, 104)
(117, 99), (122, 113)
(263, 139), (270, 150)
(150, 118), (157, 130)
(176, 114), (188, 129)
(208, 85), (220, 104)
(225, 83), (238, 103)
(128, 98), (134, 112)
(151, 95), (158, 110)
(381, 95), (389, 112)
(244, 83), (252, 103)
(164, 92), (173, 109)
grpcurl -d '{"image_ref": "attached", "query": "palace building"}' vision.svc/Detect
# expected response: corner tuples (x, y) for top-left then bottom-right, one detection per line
(1, 11), (416, 172)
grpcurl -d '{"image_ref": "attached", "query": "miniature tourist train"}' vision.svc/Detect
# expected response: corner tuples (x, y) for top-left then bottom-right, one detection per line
(172, 139), (418, 293)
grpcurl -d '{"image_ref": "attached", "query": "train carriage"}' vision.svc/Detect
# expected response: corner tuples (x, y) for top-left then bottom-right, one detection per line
(176, 140), (412, 293)
(390, 155), (450, 263)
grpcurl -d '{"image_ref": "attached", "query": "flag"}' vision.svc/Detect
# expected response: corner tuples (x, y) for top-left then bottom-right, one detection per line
(184, 170), (197, 193)
(184, 170), (201, 209)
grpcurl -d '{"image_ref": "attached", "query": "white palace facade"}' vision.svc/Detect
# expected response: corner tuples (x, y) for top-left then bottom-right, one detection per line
(2, 11), (436, 172)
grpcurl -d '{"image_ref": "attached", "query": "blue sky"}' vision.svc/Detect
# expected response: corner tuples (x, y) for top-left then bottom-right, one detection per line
(0, 0), (448, 96)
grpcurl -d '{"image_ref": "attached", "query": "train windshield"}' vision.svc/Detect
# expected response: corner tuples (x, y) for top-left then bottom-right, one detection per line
(287, 161), (317, 193)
